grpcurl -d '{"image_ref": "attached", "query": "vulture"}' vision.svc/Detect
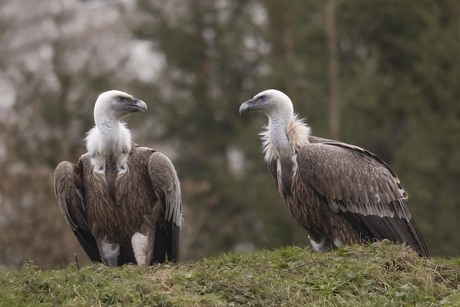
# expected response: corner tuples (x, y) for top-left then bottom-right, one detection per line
(240, 89), (429, 257)
(54, 90), (182, 266)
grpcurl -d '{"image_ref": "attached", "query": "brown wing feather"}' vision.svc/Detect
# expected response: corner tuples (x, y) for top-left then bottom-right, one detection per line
(298, 142), (409, 218)
(54, 160), (101, 262)
(148, 152), (182, 263)
(296, 140), (429, 256)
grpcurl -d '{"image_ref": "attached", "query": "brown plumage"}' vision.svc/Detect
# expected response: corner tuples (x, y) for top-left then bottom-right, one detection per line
(240, 89), (429, 256)
(54, 90), (182, 266)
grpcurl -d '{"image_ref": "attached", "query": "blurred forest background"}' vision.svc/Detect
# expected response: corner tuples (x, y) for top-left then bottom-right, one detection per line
(0, 0), (459, 268)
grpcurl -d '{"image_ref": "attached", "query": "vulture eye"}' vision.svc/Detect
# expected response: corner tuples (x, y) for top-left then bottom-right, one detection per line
(258, 95), (267, 101)
(117, 96), (127, 103)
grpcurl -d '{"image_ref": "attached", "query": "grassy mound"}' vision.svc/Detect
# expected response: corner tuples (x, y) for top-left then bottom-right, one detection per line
(1, 241), (459, 306)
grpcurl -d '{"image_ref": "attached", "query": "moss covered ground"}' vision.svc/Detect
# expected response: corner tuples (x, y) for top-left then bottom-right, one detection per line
(1, 241), (459, 306)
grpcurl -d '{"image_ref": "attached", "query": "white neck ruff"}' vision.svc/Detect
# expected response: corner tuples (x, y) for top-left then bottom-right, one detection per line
(85, 121), (132, 172)
(260, 114), (311, 162)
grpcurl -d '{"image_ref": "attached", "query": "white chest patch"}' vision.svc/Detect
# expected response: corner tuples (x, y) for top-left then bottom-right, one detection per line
(101, 236), (120, 266)
(90, 153), (129, 174)
(117, 153), (129, 173)
(309, 236), (327, 252)
(131, 232), (149, 265)
(276, 159), (283, 191)
(333, 238), (344, 248)
(91, 155), (106, 174)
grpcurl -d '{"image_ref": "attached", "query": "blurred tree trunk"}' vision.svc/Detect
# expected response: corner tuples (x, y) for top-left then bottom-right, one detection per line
(264, 0), (298, 97)
(325, 0), (340, 139)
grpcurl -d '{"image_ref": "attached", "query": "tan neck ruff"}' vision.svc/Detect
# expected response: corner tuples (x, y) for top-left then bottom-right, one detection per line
(260, 115), (311, 162)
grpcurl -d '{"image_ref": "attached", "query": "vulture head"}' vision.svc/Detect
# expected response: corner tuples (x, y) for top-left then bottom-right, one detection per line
(86, 90), (148, 162)
(239, 89), (294, 121)
(94, 90), (147, 126)
(240, 89), (311, 161)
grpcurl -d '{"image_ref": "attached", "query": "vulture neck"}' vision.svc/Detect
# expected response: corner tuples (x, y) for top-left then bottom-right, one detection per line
(97, 118), (131, 157)
(261, 114), (311, 162)
(268, 116), (295, 159)
(86, 114), (132, 172)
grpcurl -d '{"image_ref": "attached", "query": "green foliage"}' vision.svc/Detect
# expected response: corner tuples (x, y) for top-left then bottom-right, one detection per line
(1, 243), (459, 306)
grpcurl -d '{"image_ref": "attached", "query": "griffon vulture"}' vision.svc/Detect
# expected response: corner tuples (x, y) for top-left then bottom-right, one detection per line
(54, 90), (182, 266)
(240, 89), (429, 257)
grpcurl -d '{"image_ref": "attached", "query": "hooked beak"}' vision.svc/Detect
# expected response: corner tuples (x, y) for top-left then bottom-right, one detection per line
(239, 99), (255, 115)
(127, 99), (147, 113)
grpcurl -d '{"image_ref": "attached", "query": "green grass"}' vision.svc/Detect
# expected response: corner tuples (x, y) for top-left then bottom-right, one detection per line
(1, 241), (459, 306)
